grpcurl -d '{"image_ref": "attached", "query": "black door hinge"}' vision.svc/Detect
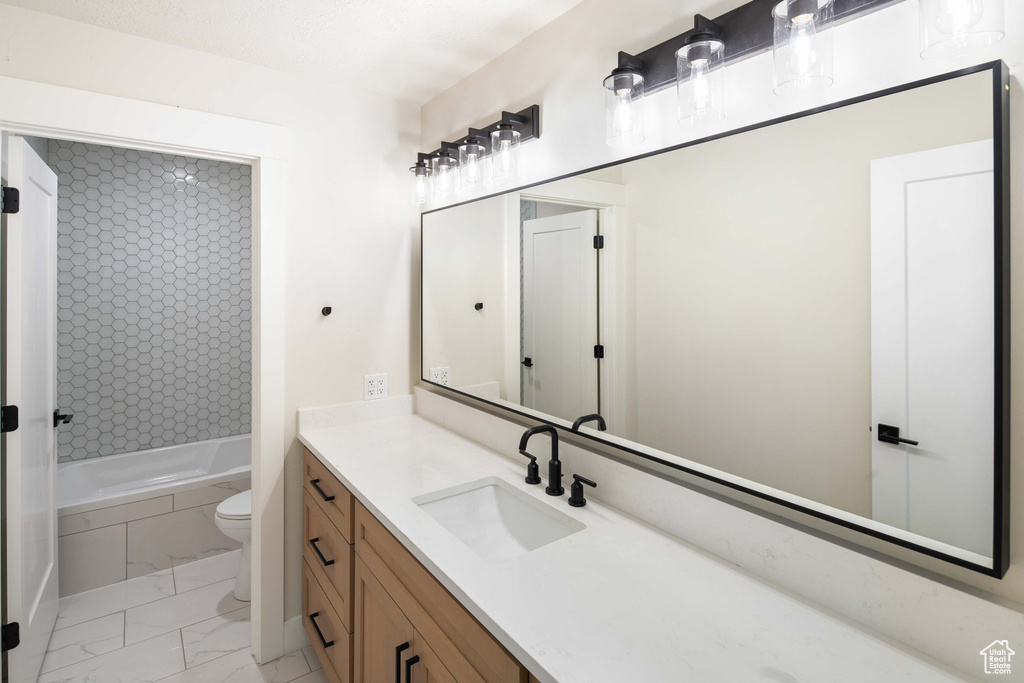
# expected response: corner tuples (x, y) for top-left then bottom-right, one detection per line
(1, 622), (20, 652)
(2, 187), (20, 214)
(0, 405), (18, 433)
(594, 345), (605, 359)
(593, 235), (604, 249)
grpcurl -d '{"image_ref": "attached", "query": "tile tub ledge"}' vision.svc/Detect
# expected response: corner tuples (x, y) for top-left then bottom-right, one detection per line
(298, 413), (969, 683)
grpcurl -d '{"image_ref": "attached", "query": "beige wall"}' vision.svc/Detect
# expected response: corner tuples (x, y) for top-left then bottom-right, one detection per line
(0, 4), (420, 622)
(419, 0), (1024, 607)
(623, 72), (991, 517)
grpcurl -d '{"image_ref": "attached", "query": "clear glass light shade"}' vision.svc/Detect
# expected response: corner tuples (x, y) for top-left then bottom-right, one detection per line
(410, 165), (431, 204)
(490, 126), (521, 183)
(676, 40), (726, 125)
(603, 70), (645, 148)
(772, 0), (834, 94)
(919, 0), (1004, 59)
(431, 154), (459, 199)
(458, 139), (488, 188)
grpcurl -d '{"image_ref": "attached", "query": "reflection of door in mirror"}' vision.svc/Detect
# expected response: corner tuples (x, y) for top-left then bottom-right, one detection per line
(521, 207), (600, 422)
(870, 140), (994, 558)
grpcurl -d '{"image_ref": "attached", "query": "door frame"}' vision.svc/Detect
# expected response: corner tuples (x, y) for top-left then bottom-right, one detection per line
(503, 178), (626, 435)
(0, 75), (291, 663)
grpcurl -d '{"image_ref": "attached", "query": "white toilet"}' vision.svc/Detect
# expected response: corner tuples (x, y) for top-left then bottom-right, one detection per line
(214, 490), (252, 602)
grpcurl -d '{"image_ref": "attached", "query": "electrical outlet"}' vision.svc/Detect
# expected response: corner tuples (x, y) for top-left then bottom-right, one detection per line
(363, 373), (388, 401)
(429, 366), (451, 387)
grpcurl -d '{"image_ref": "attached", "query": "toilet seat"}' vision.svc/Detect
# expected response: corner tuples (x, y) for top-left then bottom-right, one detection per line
(216, 490), (251, 520)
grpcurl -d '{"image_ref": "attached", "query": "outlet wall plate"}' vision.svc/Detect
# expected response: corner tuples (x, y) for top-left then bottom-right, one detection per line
(429, 366), (451, 387)
(364, 373), (389, 401)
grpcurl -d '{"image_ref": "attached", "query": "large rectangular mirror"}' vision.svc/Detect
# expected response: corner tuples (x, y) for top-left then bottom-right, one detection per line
(421, 62), (1009, 576)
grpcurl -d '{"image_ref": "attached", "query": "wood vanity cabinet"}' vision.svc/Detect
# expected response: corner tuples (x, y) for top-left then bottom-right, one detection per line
(302, 448), (531, 683)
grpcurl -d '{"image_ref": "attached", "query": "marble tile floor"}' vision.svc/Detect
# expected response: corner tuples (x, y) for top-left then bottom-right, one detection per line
(40, 550), (325, 683)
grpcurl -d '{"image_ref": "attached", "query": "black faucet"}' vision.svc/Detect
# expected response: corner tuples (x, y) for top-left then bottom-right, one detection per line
(518, 425), (564, 496)
(571, 414), (606, 432)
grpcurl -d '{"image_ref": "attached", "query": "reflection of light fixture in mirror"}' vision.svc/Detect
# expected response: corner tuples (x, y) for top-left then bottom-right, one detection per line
(409, 155), (432, 205)
(920, 0), (1003, 59)
(676, 15), (725, 126)
(458, 135), (488, 188)
(431, 150), (458, 199)
(772, 0), (834, 94)
(490, 124), (521, 183)
(603, 53), (645, 148)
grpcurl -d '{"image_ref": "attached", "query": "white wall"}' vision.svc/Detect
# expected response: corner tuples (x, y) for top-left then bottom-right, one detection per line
(422, 197), (508, 394)
(0, 4), (419, 623)
(419, 0), (1024, 611)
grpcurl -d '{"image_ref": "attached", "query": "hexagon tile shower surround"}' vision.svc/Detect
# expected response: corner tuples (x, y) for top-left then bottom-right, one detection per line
(48, 139), (253, 463)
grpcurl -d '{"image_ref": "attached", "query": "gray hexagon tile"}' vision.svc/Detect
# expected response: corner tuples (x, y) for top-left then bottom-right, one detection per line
(48, 139), (252, 463)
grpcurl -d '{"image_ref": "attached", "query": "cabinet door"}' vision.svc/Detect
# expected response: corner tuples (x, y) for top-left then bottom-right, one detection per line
(354, 555), (415, 683)
(404, 631), (457, 683)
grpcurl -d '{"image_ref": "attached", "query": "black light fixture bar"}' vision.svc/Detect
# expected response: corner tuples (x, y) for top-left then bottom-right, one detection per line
(620, 0), (905, 96)
(419, 104), (541, 160)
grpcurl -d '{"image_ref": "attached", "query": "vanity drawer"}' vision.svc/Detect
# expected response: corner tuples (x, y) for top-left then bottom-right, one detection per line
(303, 490), (353, 631)
(354, 501), (524, 683)
(303, 558), (353, 683)
(304, 448), (353, 542)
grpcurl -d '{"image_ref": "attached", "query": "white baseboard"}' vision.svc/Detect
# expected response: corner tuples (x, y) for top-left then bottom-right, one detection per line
(283, 615), (310, 654)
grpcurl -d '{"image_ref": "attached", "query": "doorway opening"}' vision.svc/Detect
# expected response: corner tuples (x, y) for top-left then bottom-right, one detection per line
(3, 133), (254, 683)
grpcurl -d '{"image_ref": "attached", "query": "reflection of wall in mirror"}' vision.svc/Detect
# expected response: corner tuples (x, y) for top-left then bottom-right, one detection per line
(617, 72), (992, 519)
(422, 196), (508, 398)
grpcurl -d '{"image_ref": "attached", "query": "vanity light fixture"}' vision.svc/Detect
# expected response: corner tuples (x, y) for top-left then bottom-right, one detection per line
(772, 0), (834, 94)
(919, 0), (1004, 59)
(409, 154), (432, 205)
(604, 0), (901, 144)
(676, 15), (725, 125)
(603, 53), (645, 148)
(412, 105), (540, 202)
(458, 134), (489, 188)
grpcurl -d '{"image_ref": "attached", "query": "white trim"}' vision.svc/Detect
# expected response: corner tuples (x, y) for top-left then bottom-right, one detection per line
(283, 615), (311, 655)
(0, 75), (292, 663)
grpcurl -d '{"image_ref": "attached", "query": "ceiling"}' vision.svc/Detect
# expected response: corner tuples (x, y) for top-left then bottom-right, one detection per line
(1, 0), (585, 103)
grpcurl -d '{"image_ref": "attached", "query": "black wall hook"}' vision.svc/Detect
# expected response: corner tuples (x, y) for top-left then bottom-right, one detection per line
(474, 302), (483, 311)
(321, 307), (332, 316)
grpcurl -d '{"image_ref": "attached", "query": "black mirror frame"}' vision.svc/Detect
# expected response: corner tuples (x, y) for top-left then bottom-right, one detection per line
(420, 61), (1010, 579)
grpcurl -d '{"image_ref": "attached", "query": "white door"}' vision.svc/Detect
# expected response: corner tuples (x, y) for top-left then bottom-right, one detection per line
(522, 210), (599, 422)
(3, 136), (59, 682)
(870, 140), (993, 557)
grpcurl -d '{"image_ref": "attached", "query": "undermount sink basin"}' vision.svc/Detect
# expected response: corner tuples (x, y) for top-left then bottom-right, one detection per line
(413, 477), (585, 562)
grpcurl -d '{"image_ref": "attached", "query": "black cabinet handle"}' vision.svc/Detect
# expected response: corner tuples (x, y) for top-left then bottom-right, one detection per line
(877, 423), (919, 447)
(395, 642), (410, 683)
(405, 655), (421, 682)
(307, 612), (334, 649)
(309, 478), (336, 502)
(308, 538), (334, 567)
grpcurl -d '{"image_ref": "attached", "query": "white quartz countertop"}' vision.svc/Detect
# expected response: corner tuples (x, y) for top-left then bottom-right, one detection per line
(298, 414), (969, 683)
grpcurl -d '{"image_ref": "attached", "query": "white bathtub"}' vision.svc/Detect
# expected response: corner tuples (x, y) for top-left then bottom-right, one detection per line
(58, 434), (251, 515)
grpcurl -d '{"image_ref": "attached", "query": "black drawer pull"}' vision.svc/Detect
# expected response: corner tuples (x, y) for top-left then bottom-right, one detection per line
(308, 537), (335, 567)
(309, 478), (336, 502)
(308, 612), (334, 649)
(395, 642), (410, 683)
(405, 655), (421, 682)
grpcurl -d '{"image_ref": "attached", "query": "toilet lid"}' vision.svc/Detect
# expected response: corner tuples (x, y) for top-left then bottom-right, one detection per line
(216, 490), (251, 520)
